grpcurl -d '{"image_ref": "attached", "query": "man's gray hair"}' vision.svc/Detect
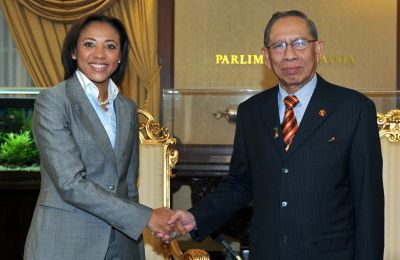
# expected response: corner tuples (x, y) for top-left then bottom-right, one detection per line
(264, 10), (319, 47)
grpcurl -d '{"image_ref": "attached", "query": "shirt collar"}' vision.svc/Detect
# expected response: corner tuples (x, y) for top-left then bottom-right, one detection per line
(75, 70), (119, 104)
(278, 73), (317, 107)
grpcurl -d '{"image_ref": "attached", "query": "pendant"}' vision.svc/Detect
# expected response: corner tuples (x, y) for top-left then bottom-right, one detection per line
(99, 98), (109, 105)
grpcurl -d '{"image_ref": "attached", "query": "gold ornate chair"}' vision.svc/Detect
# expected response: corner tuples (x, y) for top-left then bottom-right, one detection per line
(377, 109), (400, 260)
(137, 109), (210, 260)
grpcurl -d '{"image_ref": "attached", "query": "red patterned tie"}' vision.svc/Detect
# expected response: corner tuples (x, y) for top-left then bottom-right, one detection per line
(282, 95), (299, 152)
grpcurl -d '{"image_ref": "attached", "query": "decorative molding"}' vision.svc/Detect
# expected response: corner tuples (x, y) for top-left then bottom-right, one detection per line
(137, 109), (209, 260)
(138, 109), (178, 177)
(377, 109), (400, 142)
(138, 109), (173, 144)
(138, 108), (178, 178)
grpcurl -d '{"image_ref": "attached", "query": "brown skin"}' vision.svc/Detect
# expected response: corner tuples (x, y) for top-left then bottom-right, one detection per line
(72, 21), (121, 104)
(148, 208), (187, 243)
(167, 16), (325, 235)
(73, 22), (185, 242)
(262, 16), (324, 94)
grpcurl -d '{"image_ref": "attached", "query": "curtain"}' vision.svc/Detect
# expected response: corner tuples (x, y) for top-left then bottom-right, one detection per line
(107, 0), (160, 117)
(0, 0), (68, 87)
(16, 0), (115, 22)
(0, 0), (160, 119)
(0, 8), (33, 86)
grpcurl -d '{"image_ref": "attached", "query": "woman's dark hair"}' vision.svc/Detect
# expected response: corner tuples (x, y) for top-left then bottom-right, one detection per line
(61, 14), (129, 85)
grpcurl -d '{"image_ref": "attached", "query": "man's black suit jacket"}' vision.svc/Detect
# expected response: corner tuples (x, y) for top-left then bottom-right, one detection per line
(190, 76), (384, 260)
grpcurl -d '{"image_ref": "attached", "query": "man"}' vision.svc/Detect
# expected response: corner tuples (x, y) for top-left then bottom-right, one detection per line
(169, 10), (384, 260)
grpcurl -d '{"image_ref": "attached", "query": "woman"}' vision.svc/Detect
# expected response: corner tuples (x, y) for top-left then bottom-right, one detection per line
(24, 15), (181, 260)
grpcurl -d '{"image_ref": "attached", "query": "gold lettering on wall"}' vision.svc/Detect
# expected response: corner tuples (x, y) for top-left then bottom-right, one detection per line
(216, 54), (264, 64)
(321, 54), (356, 64)
(215, 54), (355, 65)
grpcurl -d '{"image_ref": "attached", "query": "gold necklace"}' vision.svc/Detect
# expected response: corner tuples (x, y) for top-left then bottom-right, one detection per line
(98, 97), (110, 105)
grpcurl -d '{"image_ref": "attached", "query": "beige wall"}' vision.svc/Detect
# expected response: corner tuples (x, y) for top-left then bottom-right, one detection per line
(175, 0), (397, 91)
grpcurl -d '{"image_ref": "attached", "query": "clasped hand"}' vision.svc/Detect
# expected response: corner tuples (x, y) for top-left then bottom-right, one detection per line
(147, 208), (197, 243)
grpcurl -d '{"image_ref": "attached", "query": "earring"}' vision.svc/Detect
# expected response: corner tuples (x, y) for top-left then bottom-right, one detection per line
(72, 56), (76, 60)
(118, 60), (121, 64)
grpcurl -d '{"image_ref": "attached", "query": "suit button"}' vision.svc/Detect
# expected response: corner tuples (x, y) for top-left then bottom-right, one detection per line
(282, 168), (289, 174)
(109, 185), (115, 191)
(281, 201), (288, 207)
(282, 235), (288, 243)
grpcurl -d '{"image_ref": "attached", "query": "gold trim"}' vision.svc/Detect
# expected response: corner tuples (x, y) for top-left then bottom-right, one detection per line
(138, 109), (209, 260)
(377, 109), (400, 142)
(138, 109), (178, 209)
(138, 109), (178, 174)
(138, 109), (173, 145)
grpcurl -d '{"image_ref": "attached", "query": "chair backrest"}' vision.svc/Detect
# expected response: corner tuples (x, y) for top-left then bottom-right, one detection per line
(137, 109), (209, 260)
(377, 109), (400, 260)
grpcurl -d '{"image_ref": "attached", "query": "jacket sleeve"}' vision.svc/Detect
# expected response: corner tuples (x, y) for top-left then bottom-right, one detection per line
(348, 99), (384, 259)
(189, 103), (253, 241)
(33, 89), (152, 240)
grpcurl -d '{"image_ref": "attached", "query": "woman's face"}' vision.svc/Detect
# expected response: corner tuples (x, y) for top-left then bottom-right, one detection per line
(73, 21), (121, 89)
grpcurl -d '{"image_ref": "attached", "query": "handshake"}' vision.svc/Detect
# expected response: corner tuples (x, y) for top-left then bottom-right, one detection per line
(146, 208), (196, 243)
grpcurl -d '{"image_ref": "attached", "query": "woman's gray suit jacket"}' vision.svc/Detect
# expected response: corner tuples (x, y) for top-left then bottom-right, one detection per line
(24, 75), (152, 260)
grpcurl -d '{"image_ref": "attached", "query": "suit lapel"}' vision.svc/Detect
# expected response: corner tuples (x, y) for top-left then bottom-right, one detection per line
(113, 95), (130, 167)
(66, 75), (117, 167)
(256, 87), (286, 159)
(286, 77), (335, 156)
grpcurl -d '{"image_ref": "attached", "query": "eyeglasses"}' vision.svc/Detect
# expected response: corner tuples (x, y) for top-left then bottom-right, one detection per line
(267, 39), (317, 53)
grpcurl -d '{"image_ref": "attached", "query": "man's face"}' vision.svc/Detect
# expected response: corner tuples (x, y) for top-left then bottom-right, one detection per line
(263, 16), (323, 93)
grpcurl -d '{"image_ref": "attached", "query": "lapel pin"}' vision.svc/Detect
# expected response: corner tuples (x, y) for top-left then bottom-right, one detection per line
(328, 136), (336, 142)
(319, 109), (326, 117)
(273, 127), (279, 138)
